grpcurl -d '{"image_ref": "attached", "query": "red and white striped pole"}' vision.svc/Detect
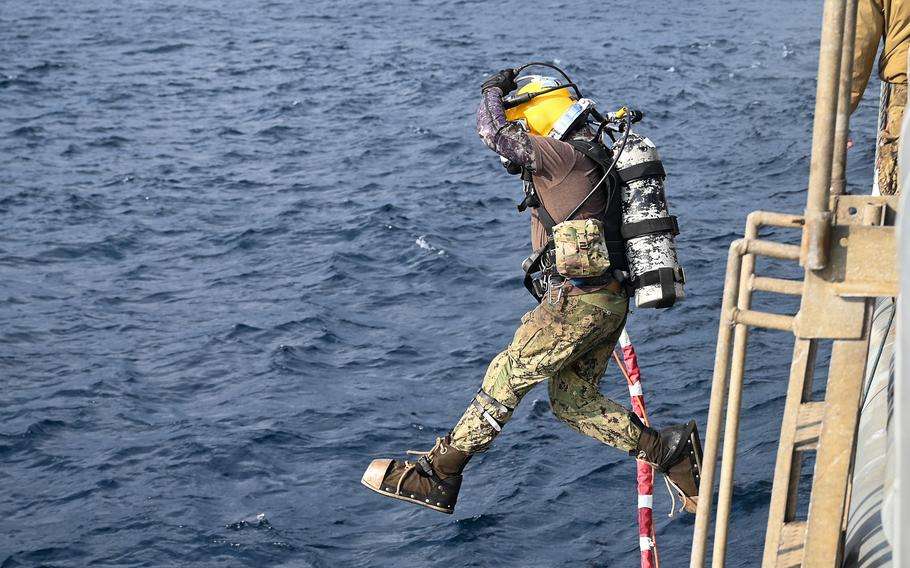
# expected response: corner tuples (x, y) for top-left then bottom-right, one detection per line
(616, 327), (658, 568)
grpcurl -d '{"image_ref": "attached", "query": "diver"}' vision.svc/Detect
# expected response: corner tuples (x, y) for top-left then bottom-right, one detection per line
(361, 66), (702, 516)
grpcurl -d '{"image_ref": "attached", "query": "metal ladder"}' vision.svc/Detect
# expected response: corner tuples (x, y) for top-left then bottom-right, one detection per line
(763, 199), (897, 567)
(688, 0), (901, 564)
(689, 198), (897, 567)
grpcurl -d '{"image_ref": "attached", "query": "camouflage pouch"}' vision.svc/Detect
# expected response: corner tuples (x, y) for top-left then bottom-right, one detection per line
(553, 219), (611, 278)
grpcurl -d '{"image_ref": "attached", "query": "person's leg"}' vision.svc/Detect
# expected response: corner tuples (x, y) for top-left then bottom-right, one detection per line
(549, 309), (704, 514)
(362, 289), (629, 513)
(878, 82), (906, 196)
(450, 289), (628, 454)
(548, 332), (640, 454)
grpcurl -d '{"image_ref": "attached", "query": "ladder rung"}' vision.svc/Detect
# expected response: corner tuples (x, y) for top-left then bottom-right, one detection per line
(777, 521), (807, 566)
(793, 402), (825, 450)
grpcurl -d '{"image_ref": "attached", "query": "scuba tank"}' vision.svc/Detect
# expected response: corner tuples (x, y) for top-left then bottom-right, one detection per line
(615, 133), (685, 309)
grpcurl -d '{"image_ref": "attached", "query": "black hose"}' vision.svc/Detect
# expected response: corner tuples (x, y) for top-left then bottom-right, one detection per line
(513, 61), (583, 98)
(502, 83), (578, 109)
(563, 112), (632, 222)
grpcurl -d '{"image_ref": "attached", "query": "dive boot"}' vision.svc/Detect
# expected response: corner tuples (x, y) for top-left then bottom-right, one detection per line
(361, 435), (471, 514)
(635, 419), (703, 514)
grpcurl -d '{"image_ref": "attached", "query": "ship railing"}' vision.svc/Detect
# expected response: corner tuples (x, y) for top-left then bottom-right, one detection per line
(689, 0), (901, 565)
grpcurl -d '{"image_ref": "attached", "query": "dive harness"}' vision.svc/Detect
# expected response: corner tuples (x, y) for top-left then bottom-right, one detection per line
(517, 120), (633, 305)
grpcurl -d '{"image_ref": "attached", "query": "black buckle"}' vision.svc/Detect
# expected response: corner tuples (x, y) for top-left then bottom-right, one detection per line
(415, 456), (436, 478)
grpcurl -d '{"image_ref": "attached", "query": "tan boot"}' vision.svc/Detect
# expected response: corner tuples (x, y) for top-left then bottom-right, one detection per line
(635, 419), (703, 514)
(361, 435), (472, 514)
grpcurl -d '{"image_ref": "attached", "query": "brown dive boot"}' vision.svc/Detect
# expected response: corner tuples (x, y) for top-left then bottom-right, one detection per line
(634, 416), (703, 514)
(361, 435), (471, 514)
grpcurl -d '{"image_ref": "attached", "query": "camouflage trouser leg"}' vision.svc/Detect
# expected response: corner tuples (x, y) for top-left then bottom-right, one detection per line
(877, 82), (906, 196)
(450, 287), (640, 455)
(547, 330), (639, 451)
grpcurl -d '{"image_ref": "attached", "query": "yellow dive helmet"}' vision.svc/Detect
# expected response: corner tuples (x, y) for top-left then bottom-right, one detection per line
(504, 76), (596, 140)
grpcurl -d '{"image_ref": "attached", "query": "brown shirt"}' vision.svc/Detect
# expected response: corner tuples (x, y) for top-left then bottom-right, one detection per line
(529, 135), (607, 250)
(528, 135), (612, 295)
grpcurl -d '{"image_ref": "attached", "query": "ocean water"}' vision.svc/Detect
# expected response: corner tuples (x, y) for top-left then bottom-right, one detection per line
(0, 0), (882, 566)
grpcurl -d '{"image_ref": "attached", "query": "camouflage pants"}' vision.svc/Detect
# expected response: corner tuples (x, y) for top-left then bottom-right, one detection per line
(450, 287), (640, 455)
(877, 82), (906, 196)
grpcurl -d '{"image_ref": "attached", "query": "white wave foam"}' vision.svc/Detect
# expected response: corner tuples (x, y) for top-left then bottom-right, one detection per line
(415, 235), (445, 255)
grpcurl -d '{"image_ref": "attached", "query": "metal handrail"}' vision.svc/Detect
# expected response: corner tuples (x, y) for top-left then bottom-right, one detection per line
(691, 0), (861, 560)
(690, 211), (804, 567)
(831, 0), (859, 197)
(803, 0), (852, 270)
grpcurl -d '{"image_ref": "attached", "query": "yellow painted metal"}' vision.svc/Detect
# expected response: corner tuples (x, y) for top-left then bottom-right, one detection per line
(833, 195), (898, 224)
(802, 337), (872, 566)
(834, 225), (899, 297)
(795, 245), (868, 340)
(691, 196), (897, 566)
(750, 276), (804, 296)
(734, 309), (796, 331)
(690, 212), (805, 567)
(691, 241), (741, 568)
(762, 340), (816, 566)
(831, 0), (859, 197)
(793, 401), (826, 450)
(802, 0), (849, 270)
(746, 239), (801, 260)
(689, 0), (901, 564)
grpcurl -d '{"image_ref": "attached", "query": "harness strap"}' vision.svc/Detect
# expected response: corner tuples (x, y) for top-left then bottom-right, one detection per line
(518, 138), (619, 302)
(566, 139), (613, 169)
(631, 266), (686, 289)
(536, 202), (558, 234)
(621, 215), (680, 240)
(616, 160), (665, 183)
(516, 167), (539, 212)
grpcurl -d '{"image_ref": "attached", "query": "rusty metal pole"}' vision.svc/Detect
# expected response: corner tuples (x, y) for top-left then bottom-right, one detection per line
(803, 0), (848, 270)
(710, 216), (759, 566)
(691, 212), (804, 567)
(830, 0), (859, 197)
(713, 234), (801, 566)
(690, 240), (743, 568)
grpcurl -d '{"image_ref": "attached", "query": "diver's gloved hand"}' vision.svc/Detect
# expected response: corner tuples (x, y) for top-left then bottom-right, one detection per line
(480, 68), (517, 95)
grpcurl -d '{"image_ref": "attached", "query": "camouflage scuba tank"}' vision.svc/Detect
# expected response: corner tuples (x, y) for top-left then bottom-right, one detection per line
(614, 132), (685, 308)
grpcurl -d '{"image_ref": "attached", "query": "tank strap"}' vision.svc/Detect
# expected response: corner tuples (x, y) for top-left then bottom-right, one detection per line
(621, 215), (680, 240)
(631, 267), (685, 309)
(632, 266), (686, 289)
(616, 160), (665, 183)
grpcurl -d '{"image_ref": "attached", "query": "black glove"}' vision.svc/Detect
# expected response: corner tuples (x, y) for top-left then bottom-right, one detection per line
(480, 68), (517, 95)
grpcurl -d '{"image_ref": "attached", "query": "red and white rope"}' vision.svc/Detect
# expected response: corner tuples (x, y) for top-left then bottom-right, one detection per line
(616, 327), (659, 568)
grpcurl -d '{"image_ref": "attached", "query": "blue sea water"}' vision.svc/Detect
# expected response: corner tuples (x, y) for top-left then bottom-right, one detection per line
(0, 0), (882, 566)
